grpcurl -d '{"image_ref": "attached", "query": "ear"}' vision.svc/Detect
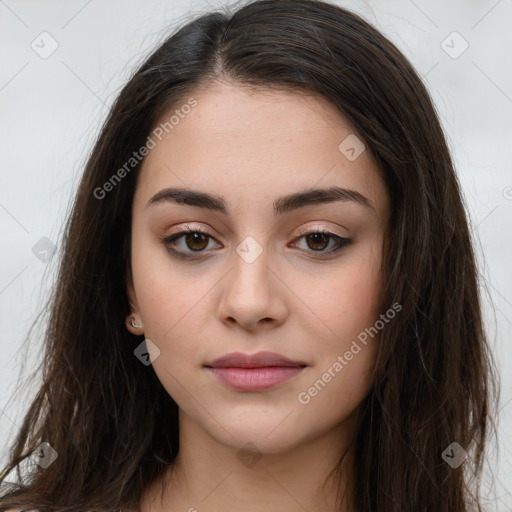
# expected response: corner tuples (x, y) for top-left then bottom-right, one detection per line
(125, 278), (144, 335)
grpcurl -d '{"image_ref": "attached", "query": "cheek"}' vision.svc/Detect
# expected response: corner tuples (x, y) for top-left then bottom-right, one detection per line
(130, 239), (221, 392)
(294, 345), (376, 440)
(302, 242), (384, 342)
(295, 272), (382, 427)
(293, 245), (382, 411)
(130, 230), (205, 336)
(323, 274), (380, 325)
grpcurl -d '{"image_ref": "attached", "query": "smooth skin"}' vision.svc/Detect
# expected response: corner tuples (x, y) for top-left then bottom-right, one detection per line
(126, 81), (390, 512)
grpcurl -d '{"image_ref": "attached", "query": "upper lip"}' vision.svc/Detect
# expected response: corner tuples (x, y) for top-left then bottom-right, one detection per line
(205, 351), (307, 369)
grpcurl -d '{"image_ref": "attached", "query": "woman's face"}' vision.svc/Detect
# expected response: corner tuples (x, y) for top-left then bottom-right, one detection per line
(126, 81), (390, 454)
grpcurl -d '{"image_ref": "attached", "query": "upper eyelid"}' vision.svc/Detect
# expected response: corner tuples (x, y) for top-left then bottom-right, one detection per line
(166, 225), (344, 242)
(168, 222), (346, 237)
(295, 226), (342, 237)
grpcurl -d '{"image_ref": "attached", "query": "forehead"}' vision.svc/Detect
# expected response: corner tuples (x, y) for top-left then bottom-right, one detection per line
(134, 81), (388, 219)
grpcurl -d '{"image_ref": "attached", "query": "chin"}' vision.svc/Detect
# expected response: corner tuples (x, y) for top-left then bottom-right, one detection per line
(205, 414), (306, 454)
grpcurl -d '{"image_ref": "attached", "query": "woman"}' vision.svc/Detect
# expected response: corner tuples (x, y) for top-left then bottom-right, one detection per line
(0, 0), (498, 510)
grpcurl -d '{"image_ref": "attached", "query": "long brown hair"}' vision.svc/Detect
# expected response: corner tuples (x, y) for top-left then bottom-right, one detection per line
(0, 1), (499, 510)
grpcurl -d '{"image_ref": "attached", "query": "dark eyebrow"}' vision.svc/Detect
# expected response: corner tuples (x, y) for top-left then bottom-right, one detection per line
(145, 186), (375, 215)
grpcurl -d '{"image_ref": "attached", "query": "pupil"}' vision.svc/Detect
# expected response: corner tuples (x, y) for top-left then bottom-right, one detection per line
(186, 233), (208, 251)
(308, 233), (328, 251)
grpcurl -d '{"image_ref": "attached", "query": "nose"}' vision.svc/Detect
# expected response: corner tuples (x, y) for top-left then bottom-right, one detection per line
(216, 243), (289, 332)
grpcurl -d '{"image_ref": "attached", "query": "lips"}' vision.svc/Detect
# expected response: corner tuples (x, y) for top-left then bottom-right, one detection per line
(204, 351), (307, 391)
(205, 351), (307, 369)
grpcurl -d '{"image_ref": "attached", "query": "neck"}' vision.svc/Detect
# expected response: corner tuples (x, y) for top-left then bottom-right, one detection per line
(140, 412), (358, 512)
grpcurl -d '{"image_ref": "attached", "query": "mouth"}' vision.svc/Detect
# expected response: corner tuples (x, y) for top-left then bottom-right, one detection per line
(204, 351), (307, 391)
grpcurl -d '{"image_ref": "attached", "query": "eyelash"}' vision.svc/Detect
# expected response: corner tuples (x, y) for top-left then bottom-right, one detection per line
(160, 224), (351, 261)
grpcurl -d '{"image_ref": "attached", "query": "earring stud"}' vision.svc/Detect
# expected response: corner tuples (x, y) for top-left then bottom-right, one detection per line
(131, 318), (142, 329)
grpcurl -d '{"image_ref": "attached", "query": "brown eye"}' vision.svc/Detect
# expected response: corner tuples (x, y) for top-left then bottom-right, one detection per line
(293, 229), (351, 256)
(183, 232), (209, 251)
(161, 228), (221, 259)
(161, 227), (350, 261)
(304, 232), (330, 251)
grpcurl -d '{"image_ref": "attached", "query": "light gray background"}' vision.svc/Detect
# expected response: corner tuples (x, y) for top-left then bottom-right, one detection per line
(1, 0), (511, 508)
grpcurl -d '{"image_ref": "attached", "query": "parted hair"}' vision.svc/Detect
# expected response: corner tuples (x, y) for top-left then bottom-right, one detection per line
(0, 1), (498, 511)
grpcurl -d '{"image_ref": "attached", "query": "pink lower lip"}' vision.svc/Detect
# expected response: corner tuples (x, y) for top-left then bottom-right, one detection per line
(207, 366), (305, 391)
